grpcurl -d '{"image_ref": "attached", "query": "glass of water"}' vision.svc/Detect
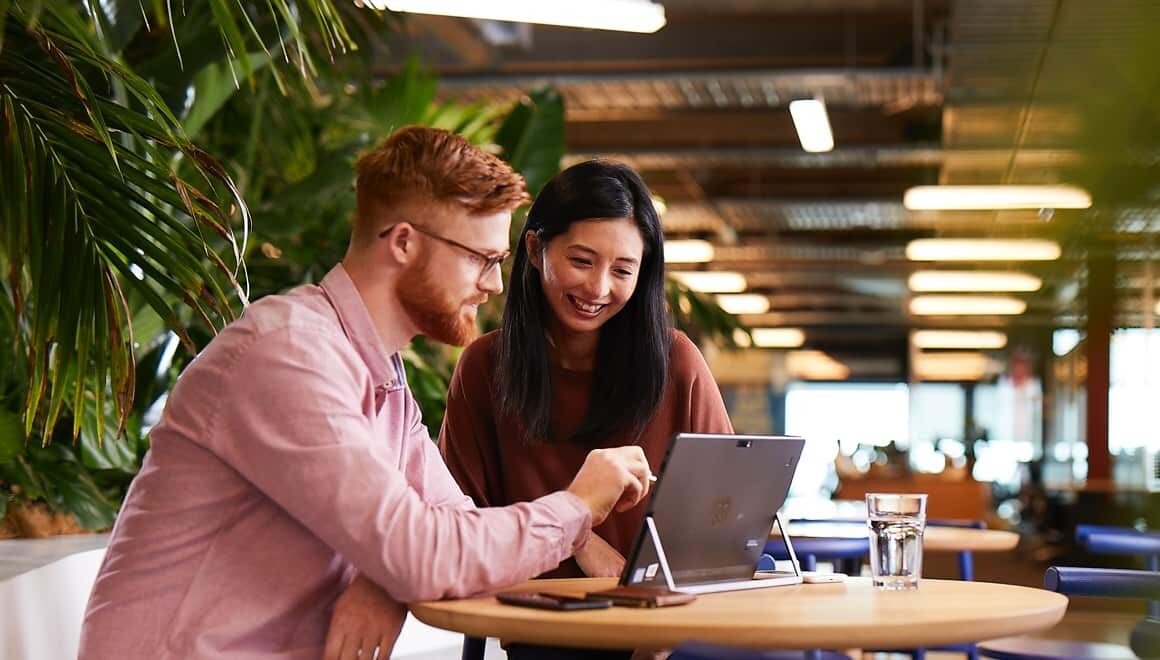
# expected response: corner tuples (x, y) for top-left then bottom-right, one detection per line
(866, 493), (927, 590)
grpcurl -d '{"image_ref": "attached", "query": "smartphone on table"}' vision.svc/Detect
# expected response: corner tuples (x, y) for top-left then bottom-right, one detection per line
(496, 591), (613, 611)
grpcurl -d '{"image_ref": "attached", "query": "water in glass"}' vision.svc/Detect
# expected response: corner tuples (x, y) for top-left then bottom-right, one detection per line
(868, 514), (924, 589)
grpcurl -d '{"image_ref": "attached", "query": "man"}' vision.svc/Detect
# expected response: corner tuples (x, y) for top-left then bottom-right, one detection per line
(79, 127), (652, 659)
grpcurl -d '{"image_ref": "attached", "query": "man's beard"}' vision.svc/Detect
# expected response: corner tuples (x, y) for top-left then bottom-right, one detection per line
(396, 259), (480, 346)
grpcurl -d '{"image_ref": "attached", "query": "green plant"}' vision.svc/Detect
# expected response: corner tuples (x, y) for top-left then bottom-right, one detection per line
(0, 0), (354, 530)
(667, 280), (751, 349)
(1, 2), (570, 528)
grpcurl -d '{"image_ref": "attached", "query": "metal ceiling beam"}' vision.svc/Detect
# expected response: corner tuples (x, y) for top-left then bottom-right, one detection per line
(565, 146), (1080, 170)
(439, 67), (933, 88)
(437, 68), (942, 110)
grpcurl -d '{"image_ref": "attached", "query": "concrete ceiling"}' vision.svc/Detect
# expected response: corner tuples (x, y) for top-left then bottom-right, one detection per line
(383, 0), (1160, 380)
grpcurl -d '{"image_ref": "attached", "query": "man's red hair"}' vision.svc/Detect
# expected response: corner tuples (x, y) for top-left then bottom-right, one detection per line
(353, 126), (530, 242)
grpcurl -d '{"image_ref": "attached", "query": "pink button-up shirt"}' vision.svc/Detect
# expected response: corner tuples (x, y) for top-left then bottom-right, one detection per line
(79, 265), (591, 659)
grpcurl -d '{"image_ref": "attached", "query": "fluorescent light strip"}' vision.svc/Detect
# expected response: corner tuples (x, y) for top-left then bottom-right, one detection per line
(912, 330), (1007, 350)
(663, 239), (714, 264)
(715, 294), (770, 315)
(670, 271), (747, 293)
(909, 295), (1027, 316)
(914, 352), (997, 381)
(788, 99), (834, 153)
(787, 350), (849, 380)
(903, 185), (1092, 210)
(751, 328), (805, 348)
(908, 270), (1042, 292)
(380, 0), (667, 33)
(906, 239), (1061, 262)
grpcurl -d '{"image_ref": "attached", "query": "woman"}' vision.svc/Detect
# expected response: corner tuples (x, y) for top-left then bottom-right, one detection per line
(439, 159), (733, 581)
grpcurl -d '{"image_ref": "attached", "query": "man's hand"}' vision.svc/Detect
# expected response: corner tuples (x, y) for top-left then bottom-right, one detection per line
(574, 533), (627, 578)
(323, 574), (407, 660)
(566, 446), (651, 526)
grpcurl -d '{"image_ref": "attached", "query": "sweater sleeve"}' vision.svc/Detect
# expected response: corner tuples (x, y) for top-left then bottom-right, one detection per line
(438, 337), (505, 508)
(671, 331), (735, 434)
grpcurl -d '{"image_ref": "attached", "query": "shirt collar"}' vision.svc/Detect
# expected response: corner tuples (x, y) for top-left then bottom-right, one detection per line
(319, 264), (406, 393)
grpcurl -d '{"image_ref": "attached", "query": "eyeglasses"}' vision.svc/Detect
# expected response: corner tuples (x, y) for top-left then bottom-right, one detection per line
(379, 223), (511, 281)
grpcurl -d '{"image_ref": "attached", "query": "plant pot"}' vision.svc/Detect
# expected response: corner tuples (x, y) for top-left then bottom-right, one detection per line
(0, 508), (19, 539)
(5, 501), (89, 538)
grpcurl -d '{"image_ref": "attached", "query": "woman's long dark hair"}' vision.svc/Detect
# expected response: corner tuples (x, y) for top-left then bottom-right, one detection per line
(496, 160), (671, 446)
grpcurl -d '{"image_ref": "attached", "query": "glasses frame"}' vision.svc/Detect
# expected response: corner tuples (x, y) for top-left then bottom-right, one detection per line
(379, 222), (510, 282)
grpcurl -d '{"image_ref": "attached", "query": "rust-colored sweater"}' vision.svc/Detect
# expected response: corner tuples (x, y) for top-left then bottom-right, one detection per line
(439, 329), (734, 578)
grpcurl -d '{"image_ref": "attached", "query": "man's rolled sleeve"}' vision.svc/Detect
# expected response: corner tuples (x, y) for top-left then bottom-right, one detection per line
(207, 327), (590, 602)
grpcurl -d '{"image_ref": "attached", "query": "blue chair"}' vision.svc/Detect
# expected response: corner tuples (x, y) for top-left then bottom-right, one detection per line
(979, 566), (1160, 659)
(1080, 527), (1160, 572)
(763, 534), (868, 575)
(979, 525), (1160, 659)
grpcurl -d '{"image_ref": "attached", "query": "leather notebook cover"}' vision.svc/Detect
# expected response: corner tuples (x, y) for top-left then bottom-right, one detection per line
(586, 585), (697, 608)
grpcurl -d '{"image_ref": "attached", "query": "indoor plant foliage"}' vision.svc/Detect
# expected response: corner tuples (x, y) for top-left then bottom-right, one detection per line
(0, 1), (568, 535)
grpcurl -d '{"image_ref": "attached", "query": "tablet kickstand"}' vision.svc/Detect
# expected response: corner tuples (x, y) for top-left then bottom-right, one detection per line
(645, 515), (677, 590)
(772, 512), (803, 577)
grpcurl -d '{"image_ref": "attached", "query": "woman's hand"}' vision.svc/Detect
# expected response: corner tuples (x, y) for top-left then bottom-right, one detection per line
(323, 574), (407, 660)
(574, 533), (626, 578)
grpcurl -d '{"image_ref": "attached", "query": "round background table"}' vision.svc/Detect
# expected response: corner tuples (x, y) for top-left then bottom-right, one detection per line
(411, 577), (1067, 652)
(781, 521), (1019, 553)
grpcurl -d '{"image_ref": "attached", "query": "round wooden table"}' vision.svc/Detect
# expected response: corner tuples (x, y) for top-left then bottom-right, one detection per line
(410, 577), (1067, 652)
(781, 521), (1019, 553)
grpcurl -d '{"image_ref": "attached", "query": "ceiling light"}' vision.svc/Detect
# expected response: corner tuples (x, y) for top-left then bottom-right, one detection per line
(906, 239), (1061, 262)
(788, 99), (834, 153)
(912, 330), (1008, 350)
(377, 0), (667, 33)
(909, 295), (1027, 316)
(913, 352), (999, 381)
(670, 271), (747, 293)
(908, 270), (1043, 292)
(715, 294), (770, 315)
(903, 185), (1092, 210)
(752, 328), (805, 348)
(914, 352), (997, 378)
(787, 350), (849, 380)
(664, 239), (714, 264)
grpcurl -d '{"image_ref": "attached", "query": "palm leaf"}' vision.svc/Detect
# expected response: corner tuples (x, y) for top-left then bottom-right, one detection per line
(154, 0), (354, 86)
(666, 279), (751, 349)
(1, 9), (247, 443)
(493, 87), (566, 198)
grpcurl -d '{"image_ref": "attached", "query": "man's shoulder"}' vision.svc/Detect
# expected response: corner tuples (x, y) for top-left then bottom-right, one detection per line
(231, 286), (342, 341)
(242, 285), (337, 334)
(196, 286), (347, 367)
